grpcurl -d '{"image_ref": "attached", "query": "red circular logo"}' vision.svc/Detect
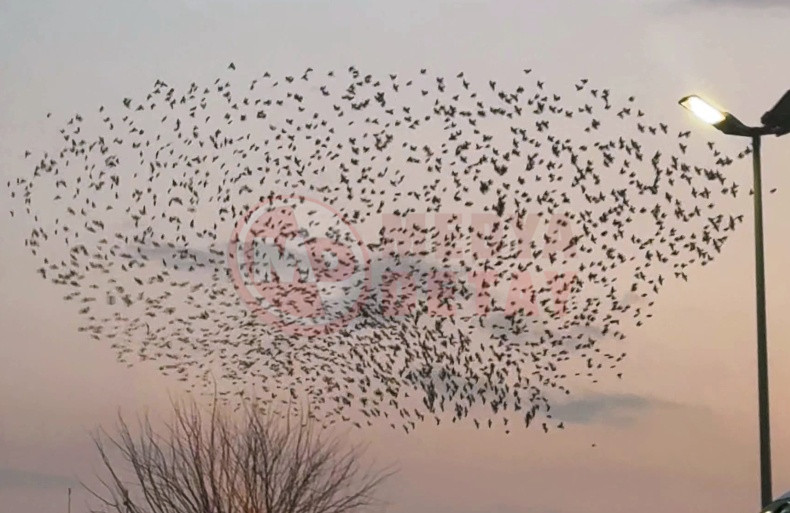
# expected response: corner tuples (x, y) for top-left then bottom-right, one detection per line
(228, 195), (370, 336)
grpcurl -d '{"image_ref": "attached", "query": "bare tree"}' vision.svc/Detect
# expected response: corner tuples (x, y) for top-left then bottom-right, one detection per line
(84, 397), (393, 513)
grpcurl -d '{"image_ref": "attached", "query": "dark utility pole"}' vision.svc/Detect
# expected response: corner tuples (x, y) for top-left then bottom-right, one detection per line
(751, 134), (772, 508)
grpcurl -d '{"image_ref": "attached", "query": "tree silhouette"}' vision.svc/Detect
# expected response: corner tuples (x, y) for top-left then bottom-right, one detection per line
(85, 396), (393, 513)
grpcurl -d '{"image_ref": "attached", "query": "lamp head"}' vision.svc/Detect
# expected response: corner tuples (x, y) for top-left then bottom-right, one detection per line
(679, 95), (755, 137)
(760, 498), (790, 513)
(759, 490), (790, 513)
(713, 112), (755, 137)
(761, 89), (790, 137)
(679, 95), (726, 124)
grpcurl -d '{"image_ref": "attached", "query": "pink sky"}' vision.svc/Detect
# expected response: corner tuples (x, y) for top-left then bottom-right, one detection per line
(2, 1), (790, 512)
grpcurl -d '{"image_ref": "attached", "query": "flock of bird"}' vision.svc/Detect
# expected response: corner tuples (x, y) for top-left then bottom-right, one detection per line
(8, 65), (756, 433)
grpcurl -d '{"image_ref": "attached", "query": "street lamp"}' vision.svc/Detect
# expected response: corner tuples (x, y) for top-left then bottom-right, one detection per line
(761, 490), (790, 513)
(679, 89), (790, 509)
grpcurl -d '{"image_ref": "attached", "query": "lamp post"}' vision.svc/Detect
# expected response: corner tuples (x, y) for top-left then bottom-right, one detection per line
(679, 90), (790, 509)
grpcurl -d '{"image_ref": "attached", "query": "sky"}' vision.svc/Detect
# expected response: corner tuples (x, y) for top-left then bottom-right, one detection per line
(2, 1), (790, 512)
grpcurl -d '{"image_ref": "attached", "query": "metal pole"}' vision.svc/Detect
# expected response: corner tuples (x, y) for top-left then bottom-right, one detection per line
(752, 134), (772, 508)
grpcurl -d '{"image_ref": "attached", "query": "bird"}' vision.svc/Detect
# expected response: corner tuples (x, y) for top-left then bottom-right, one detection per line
(6, 64), (749, 435)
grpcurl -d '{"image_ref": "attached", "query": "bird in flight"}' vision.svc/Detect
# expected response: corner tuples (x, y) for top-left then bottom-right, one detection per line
(8, 64), (750, 434)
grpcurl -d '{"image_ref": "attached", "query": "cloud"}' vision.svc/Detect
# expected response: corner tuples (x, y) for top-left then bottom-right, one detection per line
(686, 0), (790, 7)
(653, 0), (790, 15)
(549, 393), (697, 426)
(0, 467), (79, 489)
(131, 244), (226, 273)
